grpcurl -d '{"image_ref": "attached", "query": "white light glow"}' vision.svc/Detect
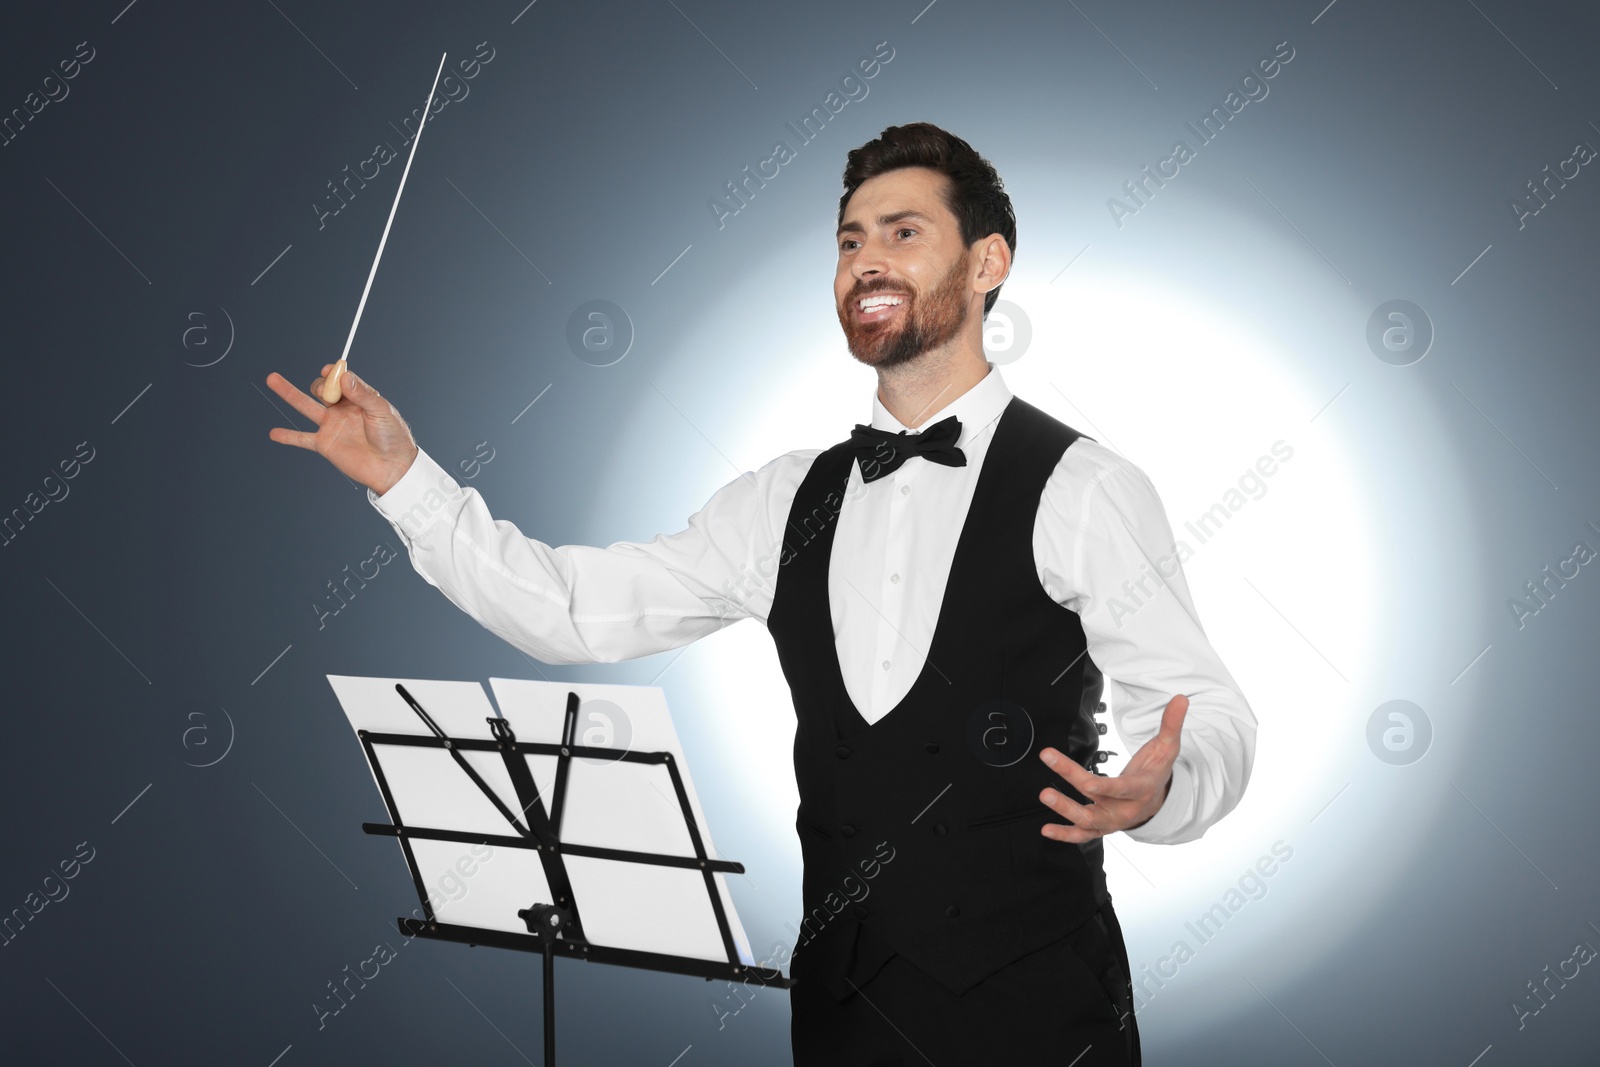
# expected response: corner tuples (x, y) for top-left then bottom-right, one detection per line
(642, 214), (1480, 1022)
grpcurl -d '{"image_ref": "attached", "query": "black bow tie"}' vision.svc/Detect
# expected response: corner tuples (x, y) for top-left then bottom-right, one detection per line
(848, 415), (967, 483)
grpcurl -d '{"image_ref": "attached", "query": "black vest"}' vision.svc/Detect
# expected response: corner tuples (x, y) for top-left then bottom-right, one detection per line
(769, 395), (1110, 1000)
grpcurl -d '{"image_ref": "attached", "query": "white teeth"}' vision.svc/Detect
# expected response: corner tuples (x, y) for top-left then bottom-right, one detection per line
(859, 295), (904, 311)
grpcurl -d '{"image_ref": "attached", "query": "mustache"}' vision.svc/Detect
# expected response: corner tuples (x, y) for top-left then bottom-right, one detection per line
(845, 283), (914, 303)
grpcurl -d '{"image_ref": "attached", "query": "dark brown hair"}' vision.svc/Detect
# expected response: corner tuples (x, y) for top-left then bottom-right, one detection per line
(838, 122), (1016, 316)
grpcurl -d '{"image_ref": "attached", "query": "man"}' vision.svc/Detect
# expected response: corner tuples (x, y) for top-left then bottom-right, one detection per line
(267, 122), (1256, 1066)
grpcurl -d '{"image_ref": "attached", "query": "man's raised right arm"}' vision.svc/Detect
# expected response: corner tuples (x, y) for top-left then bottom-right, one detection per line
(366, 442), (800, 664)
(266, 365), (807, 665)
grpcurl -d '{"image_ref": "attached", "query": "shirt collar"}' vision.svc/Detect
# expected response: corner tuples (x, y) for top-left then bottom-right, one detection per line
(869, 361), (1012, 449)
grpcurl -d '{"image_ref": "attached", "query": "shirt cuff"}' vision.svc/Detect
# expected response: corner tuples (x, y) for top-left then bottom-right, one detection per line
(366, 447), (462, 540)
(1122, 759), (1196, 845)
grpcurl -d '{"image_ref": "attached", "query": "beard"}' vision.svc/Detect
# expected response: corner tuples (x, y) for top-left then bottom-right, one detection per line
(838, 251), (971, 369)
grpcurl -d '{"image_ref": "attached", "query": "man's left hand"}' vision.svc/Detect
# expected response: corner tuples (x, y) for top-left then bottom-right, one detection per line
(1037, 693), (1188, 842)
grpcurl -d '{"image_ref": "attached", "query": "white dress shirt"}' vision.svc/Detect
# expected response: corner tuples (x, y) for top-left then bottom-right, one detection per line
(366, 364), (1256, 845)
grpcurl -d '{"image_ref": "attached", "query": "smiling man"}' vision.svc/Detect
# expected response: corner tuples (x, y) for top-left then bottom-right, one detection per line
(268, 121), (1256, 1066)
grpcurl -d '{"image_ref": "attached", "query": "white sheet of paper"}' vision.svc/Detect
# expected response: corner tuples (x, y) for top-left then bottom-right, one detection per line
(326, 674), (755, 967)
(326, 674), (552, 934)
(487, 677), (755, 968)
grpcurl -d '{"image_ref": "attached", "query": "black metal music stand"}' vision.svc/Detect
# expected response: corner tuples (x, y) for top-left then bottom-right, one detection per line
(337, 678), (789, 1066)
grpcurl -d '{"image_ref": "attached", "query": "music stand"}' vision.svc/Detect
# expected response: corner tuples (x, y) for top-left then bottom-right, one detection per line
(325, 674), (790, 1066)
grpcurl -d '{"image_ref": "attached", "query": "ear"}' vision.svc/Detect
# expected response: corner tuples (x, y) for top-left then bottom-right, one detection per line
(972, 232), (1011, 293)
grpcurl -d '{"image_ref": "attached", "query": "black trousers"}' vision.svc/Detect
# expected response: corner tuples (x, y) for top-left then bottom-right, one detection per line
(790, 898), (1141, 1066)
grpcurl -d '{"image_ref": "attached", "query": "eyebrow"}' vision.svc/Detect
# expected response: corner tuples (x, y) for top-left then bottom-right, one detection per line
(836, 209), (934, 238)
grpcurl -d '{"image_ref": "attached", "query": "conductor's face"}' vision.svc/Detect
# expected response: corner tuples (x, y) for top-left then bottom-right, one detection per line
(835, 166), (976, 370)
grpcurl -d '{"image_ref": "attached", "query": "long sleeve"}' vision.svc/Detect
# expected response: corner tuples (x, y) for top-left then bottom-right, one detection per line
(365, 446), (812, 665)
(1037, 445), (1257, 845)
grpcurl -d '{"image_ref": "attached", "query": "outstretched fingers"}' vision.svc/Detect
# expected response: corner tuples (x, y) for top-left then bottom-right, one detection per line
(1077, 772), (1147, 801)
(268, 426), (319, 451)
(265, 371), (328, 425)
(1040, 747), (1097, 789)
(1041, 789), (1104, 842)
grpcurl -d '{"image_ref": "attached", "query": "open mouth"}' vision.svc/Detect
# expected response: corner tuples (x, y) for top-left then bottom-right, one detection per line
(856, 293), (907, 323)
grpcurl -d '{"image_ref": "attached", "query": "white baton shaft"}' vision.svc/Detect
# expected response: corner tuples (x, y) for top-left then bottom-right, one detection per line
(322, 51), (448, 404)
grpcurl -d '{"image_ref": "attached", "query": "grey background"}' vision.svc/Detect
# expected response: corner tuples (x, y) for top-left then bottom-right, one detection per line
(2, 0), (1598, 1064)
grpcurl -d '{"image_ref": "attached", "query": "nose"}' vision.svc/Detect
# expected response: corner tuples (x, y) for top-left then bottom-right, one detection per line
(851, 236), (890, 281)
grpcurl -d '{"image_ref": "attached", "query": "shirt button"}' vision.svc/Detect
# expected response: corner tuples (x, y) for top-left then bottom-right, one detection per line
(900, 485), (911, 496)
(924, 742), (940, 754)
(933, 823), (947, 836)
(889, 573), (900, 583)
(835, 744), (851, 759)
(840, 824), (857, 838)
(852, 904), (869, 919)
(881, 660), (891, 671)
(946, 905), (961, 918)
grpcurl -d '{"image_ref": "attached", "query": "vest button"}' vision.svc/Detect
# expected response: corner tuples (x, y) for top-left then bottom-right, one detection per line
(852, 904), (869, 919)
(840, 824), (857, 838)
(835, 744), (851, 759)
(924, 742), (940, 754)
(946, 905), (961, 918)
(933, 823), (947, 836)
